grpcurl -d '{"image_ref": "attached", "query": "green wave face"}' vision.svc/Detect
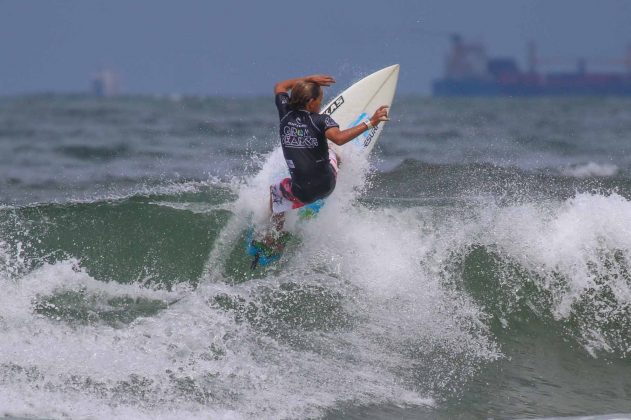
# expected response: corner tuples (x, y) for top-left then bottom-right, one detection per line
(0, 186), (234, 288)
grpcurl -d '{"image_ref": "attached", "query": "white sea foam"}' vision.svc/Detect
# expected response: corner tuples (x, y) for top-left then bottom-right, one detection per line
(561, 162), (619, 178)
(427, 192), (631, 355)
(0, 256), (436, 419)
(196, 143), (499, 417)
(487, 193), (631, 315)
(147, 201), (234, 214)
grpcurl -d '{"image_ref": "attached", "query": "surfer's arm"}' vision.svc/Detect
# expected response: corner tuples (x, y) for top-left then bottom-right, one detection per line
(274, 75), (335, 94)
(326, 105), (390, 146)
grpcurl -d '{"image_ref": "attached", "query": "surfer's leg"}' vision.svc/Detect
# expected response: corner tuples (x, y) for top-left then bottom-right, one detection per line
(248, 196), (287, 270)
(328, 148), (340, 174)
(268, 188), (286, 231)
(271, 203), (285, 231)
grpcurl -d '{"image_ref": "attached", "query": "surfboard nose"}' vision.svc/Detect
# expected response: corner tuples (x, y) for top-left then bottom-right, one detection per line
(369, 64), (400, 85)
(386, 64), (400, 75)
(384, 64), (400, 86)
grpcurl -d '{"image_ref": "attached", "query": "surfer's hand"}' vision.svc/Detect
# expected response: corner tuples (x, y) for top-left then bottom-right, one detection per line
(370, 105), (390, 124)
(307, 75), (336, 86)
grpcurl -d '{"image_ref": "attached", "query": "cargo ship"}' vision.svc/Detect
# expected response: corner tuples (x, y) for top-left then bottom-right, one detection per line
(432, 34), (631, 96)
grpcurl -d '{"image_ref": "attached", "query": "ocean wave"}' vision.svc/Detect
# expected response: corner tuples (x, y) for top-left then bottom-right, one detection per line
(55, 143), (131, 162)
(441, 192), (631, 357)
(3, 152), (631, 417)
(0, 146), (498, 418)
(6, 182), (630, 360)
(0, 178), (239, 286)
(372, 159), (624, 204)
(0, 255), (436, 419)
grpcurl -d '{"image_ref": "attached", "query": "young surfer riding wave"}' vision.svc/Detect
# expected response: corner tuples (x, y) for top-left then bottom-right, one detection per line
(271, 74), (389, 221)
(249, 74), (389, 268)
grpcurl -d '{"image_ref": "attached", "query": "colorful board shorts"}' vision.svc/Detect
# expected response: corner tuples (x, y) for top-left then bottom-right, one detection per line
(271, 149), (339, 214)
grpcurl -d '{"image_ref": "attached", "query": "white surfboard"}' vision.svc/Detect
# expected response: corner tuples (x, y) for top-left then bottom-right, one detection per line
(322, 64), (400, 157)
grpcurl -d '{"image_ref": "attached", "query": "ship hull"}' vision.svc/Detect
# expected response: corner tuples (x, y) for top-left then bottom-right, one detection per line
(433, 77), (631, 97)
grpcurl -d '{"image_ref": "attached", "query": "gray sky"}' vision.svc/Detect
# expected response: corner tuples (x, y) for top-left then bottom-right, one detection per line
(1, 0), (630, 96)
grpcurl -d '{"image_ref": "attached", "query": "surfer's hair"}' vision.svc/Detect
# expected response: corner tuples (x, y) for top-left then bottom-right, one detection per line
(289, 81), (321, 111)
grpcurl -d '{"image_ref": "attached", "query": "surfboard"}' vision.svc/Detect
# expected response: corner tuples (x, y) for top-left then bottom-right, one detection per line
(247, 64), (400, 268)
(323, 64), (400, 155)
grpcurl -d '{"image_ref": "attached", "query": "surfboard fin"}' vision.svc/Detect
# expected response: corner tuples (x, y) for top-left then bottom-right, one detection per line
(250, 252), (261, 270)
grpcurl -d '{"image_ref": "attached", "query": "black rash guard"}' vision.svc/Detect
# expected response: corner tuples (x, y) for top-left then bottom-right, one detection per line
(275, 92), (339, 203)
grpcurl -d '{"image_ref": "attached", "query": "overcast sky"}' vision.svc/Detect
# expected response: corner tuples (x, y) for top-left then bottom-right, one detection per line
(1, 0), (630, 96)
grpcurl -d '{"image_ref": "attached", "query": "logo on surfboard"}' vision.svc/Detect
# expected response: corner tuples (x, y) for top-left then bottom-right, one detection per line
(348, 112), (379, 149)
(323, 96), (344, 115)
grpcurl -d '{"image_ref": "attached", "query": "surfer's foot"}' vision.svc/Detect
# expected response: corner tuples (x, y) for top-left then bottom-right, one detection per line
(248, 230), (290, 270)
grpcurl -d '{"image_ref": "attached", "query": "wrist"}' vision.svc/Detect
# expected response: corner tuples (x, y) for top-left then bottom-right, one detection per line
(367, 118), (379, 129)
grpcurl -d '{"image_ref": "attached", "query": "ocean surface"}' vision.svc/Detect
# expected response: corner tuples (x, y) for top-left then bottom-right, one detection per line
(1, 94), (631, 419)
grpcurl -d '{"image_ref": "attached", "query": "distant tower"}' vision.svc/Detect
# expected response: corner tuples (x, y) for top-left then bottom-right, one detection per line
(577, 58), (587, 75)
(92, 69), (119, 97)
(527, 41), (537, 74)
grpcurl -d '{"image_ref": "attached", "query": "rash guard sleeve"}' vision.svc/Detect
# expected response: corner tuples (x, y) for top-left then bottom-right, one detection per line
(313, 114), (339, 133)
(275, 93), (291, 120)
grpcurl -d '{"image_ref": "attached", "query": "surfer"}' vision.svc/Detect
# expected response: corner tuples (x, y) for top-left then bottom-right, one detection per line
(271, 74), (389, 226)
(249, 73), (390, 269)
